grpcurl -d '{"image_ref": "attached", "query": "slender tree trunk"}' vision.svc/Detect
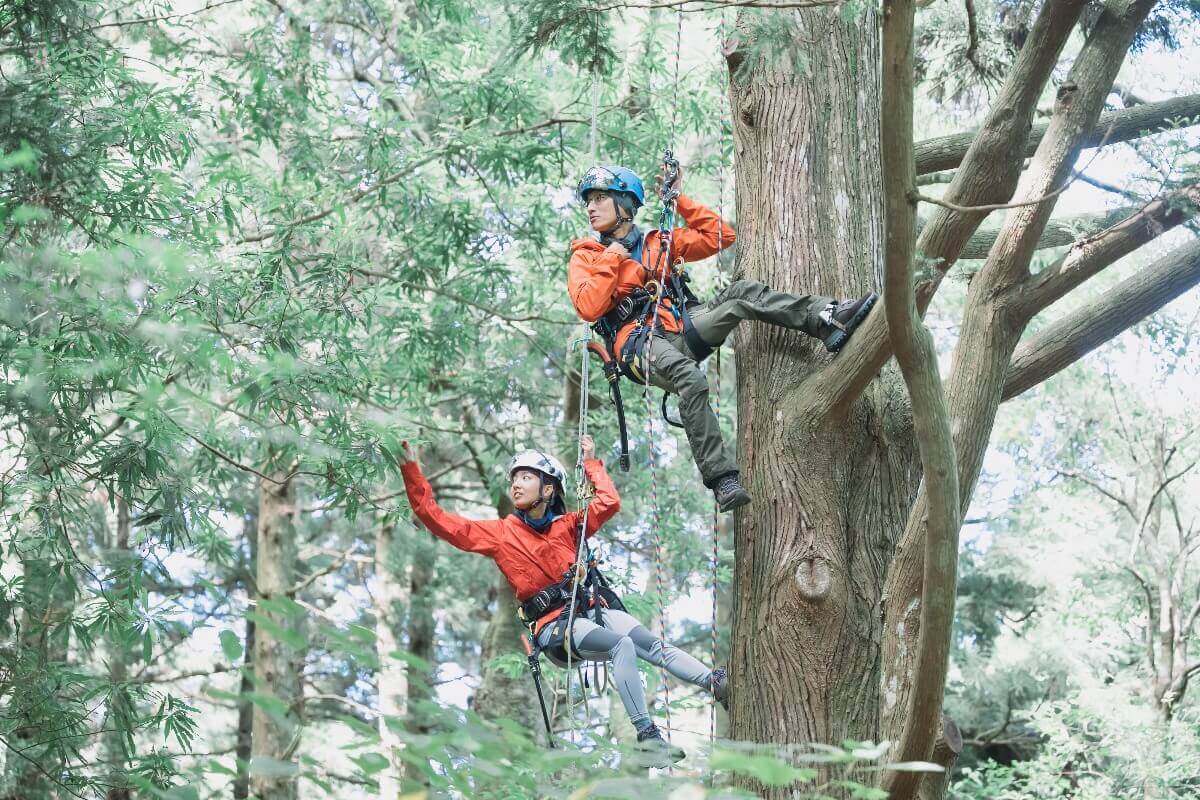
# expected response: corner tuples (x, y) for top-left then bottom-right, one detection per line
(251, 465), (302, 800)
(405, 536), (436, 735)
(234, 502), (258, 800)
(374, 519), (410, 800)
(474, 492), (542, 735)
(474, 571), (542, 733)
(2, 434), (76, 799)
(103, 498), (133, 800)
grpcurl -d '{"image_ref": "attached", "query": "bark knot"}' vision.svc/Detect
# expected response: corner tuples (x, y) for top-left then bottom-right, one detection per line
(1055, 81), (1079, 110)
(795, 557), (832, 601)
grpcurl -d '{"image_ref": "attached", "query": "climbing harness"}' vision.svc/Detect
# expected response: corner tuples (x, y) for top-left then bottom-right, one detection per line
(519, 531), (626, 745)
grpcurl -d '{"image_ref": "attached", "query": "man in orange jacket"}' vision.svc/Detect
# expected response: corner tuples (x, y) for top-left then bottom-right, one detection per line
(399, 435), (728, 760)
(568, 164), (877, 512)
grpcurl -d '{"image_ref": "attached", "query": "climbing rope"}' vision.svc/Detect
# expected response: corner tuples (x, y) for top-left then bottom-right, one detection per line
(710, 6), (731, 754)
(556, 57), (605, 745)
(637, 7), (686, 765)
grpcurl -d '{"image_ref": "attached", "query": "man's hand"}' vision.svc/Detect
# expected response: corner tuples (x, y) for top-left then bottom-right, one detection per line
(400, 440), (420, 466)
(580, 434), (595, 461)
(654, 163), (683, 198)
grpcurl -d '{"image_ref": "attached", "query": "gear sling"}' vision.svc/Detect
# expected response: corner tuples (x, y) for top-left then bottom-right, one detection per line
(519, 538), (626, 746)
(587, 152), (715, 468)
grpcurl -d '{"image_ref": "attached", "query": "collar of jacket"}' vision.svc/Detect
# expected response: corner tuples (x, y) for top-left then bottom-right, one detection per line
(515, 508), (560, 534)
(592, 227), (645, 264)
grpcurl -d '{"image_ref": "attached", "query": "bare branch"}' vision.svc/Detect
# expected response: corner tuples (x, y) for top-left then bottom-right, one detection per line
(290, 545), (356, 594)
(963, 0), (982, 71)
(954, 207), (1140, 260)
(1112, 82), (1150, 107)
(1003, 237), (1200, 401)
(1184, 596), (1200, 637)
(1054, 469), (1137, 520)
(1073, 170), (1142, 201)
(915, 93), (1200, 175)
(1019, 187), (1199, 315)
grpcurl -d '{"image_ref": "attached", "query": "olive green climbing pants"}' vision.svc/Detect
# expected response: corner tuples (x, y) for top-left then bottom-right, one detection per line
(643, 279), (831, 487)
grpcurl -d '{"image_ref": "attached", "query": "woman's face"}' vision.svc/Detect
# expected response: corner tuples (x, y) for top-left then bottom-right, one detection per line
(585, 191), (620, 233)
(510, 469), (553, 512)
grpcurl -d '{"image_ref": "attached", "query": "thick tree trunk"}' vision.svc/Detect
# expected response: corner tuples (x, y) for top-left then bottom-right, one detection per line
(374, 520), (409, 800)
(728, 10), (918, 790)
(251, 466), (302, 800)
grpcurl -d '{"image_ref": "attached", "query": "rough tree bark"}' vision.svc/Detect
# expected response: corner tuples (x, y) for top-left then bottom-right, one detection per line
(251, 461), (303, 800)
(728, 8), (919, 780)
(725, 3), (1195, 798)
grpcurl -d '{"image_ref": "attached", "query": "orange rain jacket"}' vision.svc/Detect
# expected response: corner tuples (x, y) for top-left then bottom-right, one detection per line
(400, 458), (620, 632)
(567, 194), (736, 354)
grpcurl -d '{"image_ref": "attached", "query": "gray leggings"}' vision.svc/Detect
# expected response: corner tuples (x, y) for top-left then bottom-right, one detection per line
(538, 608), (713, 727)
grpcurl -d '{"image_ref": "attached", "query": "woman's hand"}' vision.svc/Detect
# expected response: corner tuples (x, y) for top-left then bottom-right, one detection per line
(654, 163), (683, 198)
(400, 440), (419, 466)
(604, 241), (630, 258)
(580, 434), (595, 461)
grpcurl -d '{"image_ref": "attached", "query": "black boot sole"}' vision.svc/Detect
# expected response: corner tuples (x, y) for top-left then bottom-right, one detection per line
(823, 292), (879, 354)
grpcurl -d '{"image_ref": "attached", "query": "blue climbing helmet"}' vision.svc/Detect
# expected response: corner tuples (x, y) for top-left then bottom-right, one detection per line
(577, 165), (646, 212)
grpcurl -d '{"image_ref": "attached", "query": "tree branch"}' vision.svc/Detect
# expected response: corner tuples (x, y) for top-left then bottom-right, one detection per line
(1002, 237), (1200, 401)
(1019, 187), (1200, 316)
(915, 93), (1200, 175)
(879, 5), (960, 798)
(1054, 469), (1137, 520)
(235, 153), (441, 245)
(953, 207), (1141, 260)
(815, 0), (1087, 412)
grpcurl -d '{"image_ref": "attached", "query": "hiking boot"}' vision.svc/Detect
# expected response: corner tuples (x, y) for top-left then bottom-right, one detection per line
(635, 723), (686, 766)
(710, 668), (730, 712)
(818, 292), (879, 353)
(713, 473), (751, 513)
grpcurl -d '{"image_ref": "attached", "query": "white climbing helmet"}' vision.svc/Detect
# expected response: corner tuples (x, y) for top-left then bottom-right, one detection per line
(506, 449), (567, 487)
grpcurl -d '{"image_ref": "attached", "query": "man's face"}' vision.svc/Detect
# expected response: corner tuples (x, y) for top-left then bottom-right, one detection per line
(510, 468), (553, 511)
(585, 191), (620, 233)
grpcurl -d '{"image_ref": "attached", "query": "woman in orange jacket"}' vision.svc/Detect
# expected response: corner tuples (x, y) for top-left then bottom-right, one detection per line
(567, 164), (876, 512)
(399, 435), (727, 760)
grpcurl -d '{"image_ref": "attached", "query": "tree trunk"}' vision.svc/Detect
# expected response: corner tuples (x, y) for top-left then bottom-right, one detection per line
(234, 501), (258, 800)
(103, 498), (133, 800)
(728, 9), (918, 791)
(2, 434), (76, 799)
(405, 535), (436, 735)
(251, 466), (302, 800)
(474, 571), (542, 735)
(374, 519), (410, 800)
